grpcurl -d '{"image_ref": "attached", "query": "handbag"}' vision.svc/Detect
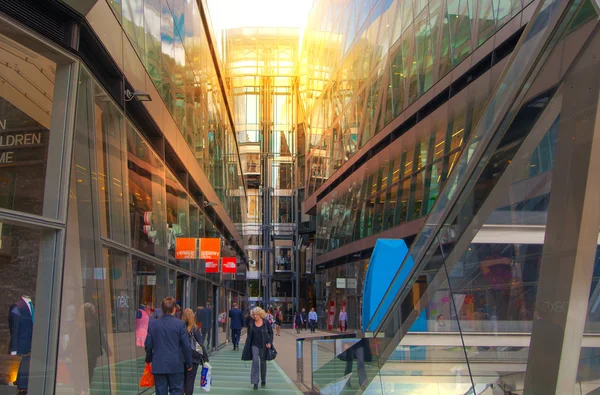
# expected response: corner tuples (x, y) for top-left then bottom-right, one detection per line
(190, 328), (204, 359)
(266, 345), (277, 361)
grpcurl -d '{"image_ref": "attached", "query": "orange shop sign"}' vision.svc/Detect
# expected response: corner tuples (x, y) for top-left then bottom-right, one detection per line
(222, 257), (237, 274)
(175, 238), (197, 260)
(199, 238), (221, 260)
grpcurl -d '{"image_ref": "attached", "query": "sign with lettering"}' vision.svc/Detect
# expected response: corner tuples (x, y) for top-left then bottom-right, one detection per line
(205, 259), (219, 273)
(199, 238), (221, 260)
(222, 257), (237, 274)
(175, 238), (197, 259)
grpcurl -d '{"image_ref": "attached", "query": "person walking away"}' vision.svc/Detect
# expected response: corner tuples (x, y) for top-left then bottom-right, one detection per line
(308, 308), (318, 333)
(145, 297), (193, 395)
(182, 308), (209, 395)
(241, 307), (273, 390)
(229, 302), (244, 350)
(301, 308), (308, 331)
(339, 307), (348, 332)
(274, 307), (282, 336)
(198, 303), (212, 349)
(294, 311), (303, 334)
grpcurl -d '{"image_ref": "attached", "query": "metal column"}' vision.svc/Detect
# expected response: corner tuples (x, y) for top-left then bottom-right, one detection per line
(524, 28), (600, 394)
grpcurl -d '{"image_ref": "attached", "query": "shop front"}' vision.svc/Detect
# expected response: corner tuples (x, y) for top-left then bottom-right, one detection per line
(0, 16), (242, 394)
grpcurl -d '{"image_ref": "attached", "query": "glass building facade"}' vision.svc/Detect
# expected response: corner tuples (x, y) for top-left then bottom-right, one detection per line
(303, 0), (600, 394)
(0, 0), (246, 393)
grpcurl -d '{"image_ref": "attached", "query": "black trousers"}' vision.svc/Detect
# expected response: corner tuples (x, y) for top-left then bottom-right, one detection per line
(183, 363), (200, 395)
(201, 327), (211, 348)
(231, 328), (241, 347)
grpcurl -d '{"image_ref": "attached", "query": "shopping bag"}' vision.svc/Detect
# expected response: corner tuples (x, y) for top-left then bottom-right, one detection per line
(140, 362), (154, 387)
(200, 362), (212, 392)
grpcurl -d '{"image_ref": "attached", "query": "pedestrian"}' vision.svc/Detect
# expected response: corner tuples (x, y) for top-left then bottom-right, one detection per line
(294, 311), (303, 334)
(274, 307), (282, 336)
(339, 307), (348, 332)
(182, 308), (209, 395)
(198, 303), (212, 349)
(266, 309), (274, 326)
(435, 314), (446, 332)
(145, 296), (193, 395)
(244, 308), (253, 328)
(229, 302), (244, 350)
(241, 307), (273, 390)
(308, 308), (318, 333)
(301, 308), (308, 331)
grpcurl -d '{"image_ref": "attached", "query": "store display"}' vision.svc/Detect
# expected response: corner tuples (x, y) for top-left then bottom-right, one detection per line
(9, 296), (34, 391)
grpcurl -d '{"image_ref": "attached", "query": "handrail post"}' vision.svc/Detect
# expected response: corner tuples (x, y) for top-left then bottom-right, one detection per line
(296, 339), (304, 384)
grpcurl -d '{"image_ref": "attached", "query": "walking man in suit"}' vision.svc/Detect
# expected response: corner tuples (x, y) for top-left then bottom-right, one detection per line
(145, 296), (193, 395)
(199, 302), (213, 349)
(229, 302), (244, 350)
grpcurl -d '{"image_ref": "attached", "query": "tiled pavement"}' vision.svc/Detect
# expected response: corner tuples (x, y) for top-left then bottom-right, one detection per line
(202, 342), (303, 394)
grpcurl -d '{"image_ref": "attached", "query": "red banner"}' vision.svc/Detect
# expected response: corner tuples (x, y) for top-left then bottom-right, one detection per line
(222, 257), (237, 274)
(205, 259), (219, 273)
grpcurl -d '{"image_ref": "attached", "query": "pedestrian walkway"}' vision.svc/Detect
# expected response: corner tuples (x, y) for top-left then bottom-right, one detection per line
(198, 341), (302, 394)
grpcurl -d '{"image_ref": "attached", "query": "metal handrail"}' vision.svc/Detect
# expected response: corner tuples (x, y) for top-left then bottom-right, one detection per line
(295, 333), (357, 389)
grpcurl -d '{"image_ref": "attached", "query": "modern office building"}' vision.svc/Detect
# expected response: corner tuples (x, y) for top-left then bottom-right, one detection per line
(1, 0), (600, 393)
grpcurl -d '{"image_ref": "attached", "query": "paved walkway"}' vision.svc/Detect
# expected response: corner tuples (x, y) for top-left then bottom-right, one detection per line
(198, 340), (302, 394)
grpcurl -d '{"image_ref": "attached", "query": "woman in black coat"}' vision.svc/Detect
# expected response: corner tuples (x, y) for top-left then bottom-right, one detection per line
(241, 307), (273, 390)
(183, 309), (209, 395)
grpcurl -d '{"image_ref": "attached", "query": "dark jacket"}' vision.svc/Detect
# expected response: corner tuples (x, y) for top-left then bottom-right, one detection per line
(145, 315), (193, 374)
(198, 307), (212, 328)
(229, 308), (244, 330)
(9, 299), (34, 355)
(241, 321), (273, 361)
(294, 312), (303, 327)
(188, 326), (209, 365)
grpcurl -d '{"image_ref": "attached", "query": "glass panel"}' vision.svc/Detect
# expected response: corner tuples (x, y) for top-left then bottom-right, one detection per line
(127, 124), (167, 259)
(103, 248), (139, 393)
(0, 33), (60, 217)
(166, 170), (189, 263)
(94, 87), (127, 244)
(0, 224), (55, 393)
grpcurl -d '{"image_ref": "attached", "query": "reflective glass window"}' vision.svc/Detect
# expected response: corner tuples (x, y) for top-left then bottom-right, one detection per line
(127, 125), (167, 259)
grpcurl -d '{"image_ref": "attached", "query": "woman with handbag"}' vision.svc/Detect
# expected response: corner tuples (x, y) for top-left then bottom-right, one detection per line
(241, 307), (274, 390)
(182, 309), (209, 395)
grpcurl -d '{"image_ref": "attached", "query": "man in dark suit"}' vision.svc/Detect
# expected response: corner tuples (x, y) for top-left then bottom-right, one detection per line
(198, 302), (213, 349)
(145, 296), (193, 395)
(229, 302), (244, 350)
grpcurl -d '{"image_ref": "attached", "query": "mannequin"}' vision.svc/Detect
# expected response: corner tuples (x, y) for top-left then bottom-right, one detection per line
(9, 295), (34, 392)
(135, 304), (150, 347)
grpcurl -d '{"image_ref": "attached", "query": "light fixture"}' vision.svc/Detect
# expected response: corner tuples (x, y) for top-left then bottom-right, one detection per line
(125, 89), (152, 102)
(203, 201), (217, 207)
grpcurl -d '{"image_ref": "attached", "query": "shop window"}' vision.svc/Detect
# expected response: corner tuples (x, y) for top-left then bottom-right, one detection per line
(0, 224), (55, 392)
(0, 32), (71, 218)
(166, 170), (189, 263)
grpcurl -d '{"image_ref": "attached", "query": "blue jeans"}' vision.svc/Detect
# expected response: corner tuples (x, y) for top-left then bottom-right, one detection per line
(154, 372), (184, 395)
(231, 328), (241, 347)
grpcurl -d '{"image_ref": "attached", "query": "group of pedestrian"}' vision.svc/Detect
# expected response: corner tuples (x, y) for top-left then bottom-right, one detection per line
(294, 307), (319, 333)
(144, 296), (209, 395)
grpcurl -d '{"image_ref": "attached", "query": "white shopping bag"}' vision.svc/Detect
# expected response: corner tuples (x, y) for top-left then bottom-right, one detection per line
(200, 362), (212, 392)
